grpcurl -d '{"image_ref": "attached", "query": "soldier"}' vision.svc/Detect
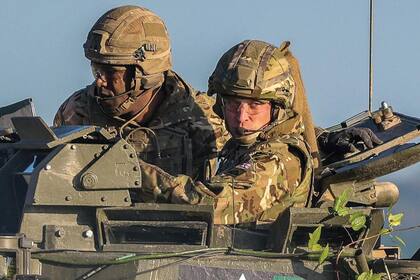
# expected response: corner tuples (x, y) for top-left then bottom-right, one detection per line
(53, 5), (228, 201)
(159, 40), (381, 224)
(139, 40), (313, 225)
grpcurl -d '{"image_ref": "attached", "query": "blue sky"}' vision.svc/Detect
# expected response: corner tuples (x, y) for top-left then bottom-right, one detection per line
(1, 0), (419, 257)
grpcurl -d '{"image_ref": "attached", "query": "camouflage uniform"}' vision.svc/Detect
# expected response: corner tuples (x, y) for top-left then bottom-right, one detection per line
(54, 71), (228, 198)
(54, 6), (228, 201)
(140, 40), (314, 224)
(194, 114), (312, 225)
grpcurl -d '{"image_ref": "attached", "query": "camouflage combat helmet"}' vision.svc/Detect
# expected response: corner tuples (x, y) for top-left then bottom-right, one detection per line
(84, 5), (171, 93)
(208, 40), (296, 111)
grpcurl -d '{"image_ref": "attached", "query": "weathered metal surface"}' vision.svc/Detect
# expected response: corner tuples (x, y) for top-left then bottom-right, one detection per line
(79, 139), (141, 190)
(19, 206), (96, 244)
(9, 117), (113, 149)
(44, 225), (95, 251)
(317, 180), (399, 208)
(39, 253), (335, 280)
(322, 143), (420, 184)
(96, 204), (213, 252)
(269, 207), (384, 255)
(29, 144), (131, 206)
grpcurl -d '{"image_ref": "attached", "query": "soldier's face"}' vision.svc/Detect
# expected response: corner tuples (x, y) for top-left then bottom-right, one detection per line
(223, 97), (272, 137)
(92, 63), (133, 95)
(91, 63), (134, 115)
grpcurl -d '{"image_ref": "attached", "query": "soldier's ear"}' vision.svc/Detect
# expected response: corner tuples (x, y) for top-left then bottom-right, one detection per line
(270, 103), (289, 123)
(126, 66), (136, 86)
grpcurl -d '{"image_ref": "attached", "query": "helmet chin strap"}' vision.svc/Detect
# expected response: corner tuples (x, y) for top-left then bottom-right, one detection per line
(233, 124), (273, 146)
(95, 87), (139, 116)
(95, 68), (164, 116)
(118, 84), (162, 138)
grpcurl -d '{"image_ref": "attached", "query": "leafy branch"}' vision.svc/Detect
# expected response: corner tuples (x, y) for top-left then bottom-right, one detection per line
(307, 188), (407, 279)
(356, 270), (383, 280)
(385, 210), (405, 247)
(332, 188), (367, 231)
(307, 225), (329, 265)
(331, 188), (405, 279)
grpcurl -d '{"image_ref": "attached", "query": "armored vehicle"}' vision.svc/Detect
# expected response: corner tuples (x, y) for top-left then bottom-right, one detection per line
(0, 98), (419, 280)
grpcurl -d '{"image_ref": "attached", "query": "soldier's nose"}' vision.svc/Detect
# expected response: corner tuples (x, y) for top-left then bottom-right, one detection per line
(95, 76), (108, 88)
(237, 105), (250, 123)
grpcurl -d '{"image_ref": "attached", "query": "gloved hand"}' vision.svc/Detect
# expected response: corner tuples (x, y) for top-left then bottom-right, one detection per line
(170, 175), (202, 204)
(171, 176), (216, 205)
(0, 131), (19, 143)
(319, 127), (383, 154)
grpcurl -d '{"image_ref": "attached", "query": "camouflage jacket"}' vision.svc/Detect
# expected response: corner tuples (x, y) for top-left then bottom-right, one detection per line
(54, 70), (229, 199)
(161, 114), (313, 225)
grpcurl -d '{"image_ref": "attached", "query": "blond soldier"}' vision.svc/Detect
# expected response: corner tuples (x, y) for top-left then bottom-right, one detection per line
(200, 41), (380, 220)
(139, 40), (314, 224)
(53, 6), (228, 199)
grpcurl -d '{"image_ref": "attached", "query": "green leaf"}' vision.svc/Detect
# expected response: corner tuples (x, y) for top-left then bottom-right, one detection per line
(393, 235), (406, 247)
(349, 212), (367, 231)
(379, 228), (391, 235)
(308, 226), (322, 251)
(388, 213), (404, 227)
(318, 244), (329, 265)
(356, 272), (370, 280)
(311, 244), (323, 251)
(370, 273), (384, 280)
(333, 188), (352, 216)
(357, 270), (383, 280)
(337, 206), (349, 217)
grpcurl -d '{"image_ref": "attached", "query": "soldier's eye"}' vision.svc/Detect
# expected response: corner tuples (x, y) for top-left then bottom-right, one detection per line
(249, 103), (260, 109)
(224, 99), (240, 110)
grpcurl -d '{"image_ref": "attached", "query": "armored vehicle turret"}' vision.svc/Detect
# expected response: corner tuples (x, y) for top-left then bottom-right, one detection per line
(0, 99), (420, 280)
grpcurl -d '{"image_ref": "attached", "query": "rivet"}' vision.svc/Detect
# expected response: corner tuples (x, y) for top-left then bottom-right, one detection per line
(55, 229), (65, 238)
(70, 145), (76, 150)
(65, 195), (72, 201)
(81, 173), (98, 188)
(83, 230), (94, 238)
(133, 166), (139, 171)
(134, 180), (140, 186)
(124, 197), (130, 202)
(45, 165), (51, 170)
(123, 144), (129, 149)
(101, 196), (107, 202)
(130, 153), (136, 158)
(102, 145), (108, 150)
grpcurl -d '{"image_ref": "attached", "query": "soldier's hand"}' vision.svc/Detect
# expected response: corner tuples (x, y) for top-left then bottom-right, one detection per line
(322, 127), (383, 154)
(170, 175), (202, 204)
(0, 131), (19, 143)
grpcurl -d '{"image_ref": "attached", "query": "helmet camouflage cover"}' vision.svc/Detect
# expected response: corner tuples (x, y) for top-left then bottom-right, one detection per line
(208, 40), (296, 109)
(83, 5), (172, 75)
